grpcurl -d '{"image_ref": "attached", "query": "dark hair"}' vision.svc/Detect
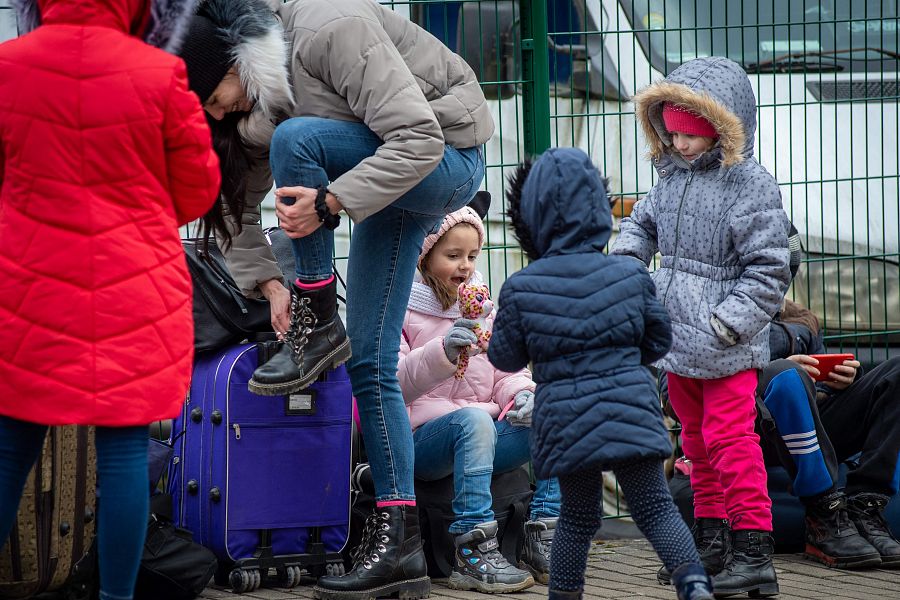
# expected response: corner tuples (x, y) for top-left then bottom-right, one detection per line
(505, 158), (539, 261)
(780, 298), (821, 335)
(198, 112), (252, 249)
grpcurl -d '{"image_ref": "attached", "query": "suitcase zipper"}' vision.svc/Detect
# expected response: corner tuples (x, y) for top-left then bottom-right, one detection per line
(229, 420), (344, 442)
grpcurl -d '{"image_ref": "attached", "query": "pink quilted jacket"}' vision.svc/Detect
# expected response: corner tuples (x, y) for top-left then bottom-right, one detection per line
(399, 307), (535, 431)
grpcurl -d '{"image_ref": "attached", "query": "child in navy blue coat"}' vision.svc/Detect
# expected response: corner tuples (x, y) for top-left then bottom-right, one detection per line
(488, 148), (712, 600)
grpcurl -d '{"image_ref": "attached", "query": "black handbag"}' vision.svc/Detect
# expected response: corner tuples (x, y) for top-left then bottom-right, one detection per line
(133, 509), (218, 600)
(64, 495), (217, 600)
(417, 468), (533, 577)
(183, 228), (295, 355)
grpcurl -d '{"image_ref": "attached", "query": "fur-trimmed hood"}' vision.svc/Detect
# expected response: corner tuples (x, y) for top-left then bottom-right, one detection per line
(506, 148), (611, 260)
(193, 0), (294, 142)
(633, 57), (755, 168)
(13, 0), (201, 53)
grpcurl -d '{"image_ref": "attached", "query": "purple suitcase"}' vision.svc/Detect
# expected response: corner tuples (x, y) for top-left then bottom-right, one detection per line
(171, 342), (351, 593)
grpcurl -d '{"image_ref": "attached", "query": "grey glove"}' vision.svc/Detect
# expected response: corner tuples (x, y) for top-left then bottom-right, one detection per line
(506, 390), (534, 427)
(443, 318), (478, 362)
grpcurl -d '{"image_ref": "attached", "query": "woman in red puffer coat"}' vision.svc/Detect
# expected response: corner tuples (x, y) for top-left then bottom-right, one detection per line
(0, 1), (219, 598)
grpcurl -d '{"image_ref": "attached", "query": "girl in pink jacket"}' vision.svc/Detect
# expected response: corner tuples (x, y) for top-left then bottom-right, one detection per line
(398, 196), (561, 594)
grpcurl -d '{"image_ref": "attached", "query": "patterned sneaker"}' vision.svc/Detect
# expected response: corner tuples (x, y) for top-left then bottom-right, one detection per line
(447, 521), (534, 593)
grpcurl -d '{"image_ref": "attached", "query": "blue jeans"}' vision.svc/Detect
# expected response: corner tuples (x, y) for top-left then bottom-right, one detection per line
(412, 407), (561, 533)
(0, 417), (149, 600)
(270, 117), (484, 501)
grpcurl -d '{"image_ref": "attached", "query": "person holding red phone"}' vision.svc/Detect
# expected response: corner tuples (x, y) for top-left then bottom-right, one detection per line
(757, 298), (900, 569)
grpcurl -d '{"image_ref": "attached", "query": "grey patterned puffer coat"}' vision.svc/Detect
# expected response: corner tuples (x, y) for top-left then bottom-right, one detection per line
(612, 57), (791, 379)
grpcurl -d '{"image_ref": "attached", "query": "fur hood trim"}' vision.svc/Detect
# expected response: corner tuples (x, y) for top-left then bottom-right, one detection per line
(146, 0), (203, 53)
(199, 0), (294, 125)
(633, 81), (746, 168)
(13, 0), (201, 53)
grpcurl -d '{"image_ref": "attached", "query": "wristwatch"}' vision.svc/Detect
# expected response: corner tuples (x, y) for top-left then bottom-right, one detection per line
(314, 186), (341, 230)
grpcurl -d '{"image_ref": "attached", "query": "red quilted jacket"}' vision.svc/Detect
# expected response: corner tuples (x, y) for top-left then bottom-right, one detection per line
(0, 0), (220, 426)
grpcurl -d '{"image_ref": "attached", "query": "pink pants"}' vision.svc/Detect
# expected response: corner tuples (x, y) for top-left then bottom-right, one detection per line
(668, 370), (772, 531)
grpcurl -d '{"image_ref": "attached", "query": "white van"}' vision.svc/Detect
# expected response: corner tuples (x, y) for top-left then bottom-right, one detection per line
(0, 1), (16, 43)
(428, 0), (898, 342)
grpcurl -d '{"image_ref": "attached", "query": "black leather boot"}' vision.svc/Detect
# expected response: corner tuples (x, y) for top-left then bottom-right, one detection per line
(658, 518), (729, 585)
(711, 530), (779, 598)
(448, 521), (534, 593)
(847, 492), (900, 568)
(671, 563), (715, 600)
(313, 505), (430, 600)
(804, 491), (881, 569)
(520, 517), (556, 584)
(249, 278), (351, 396)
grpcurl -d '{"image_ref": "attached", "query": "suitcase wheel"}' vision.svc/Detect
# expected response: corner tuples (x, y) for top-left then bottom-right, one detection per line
(278, 564), (303, 588)
(229, 567), (261, 593)
(326, 560), (346, 577)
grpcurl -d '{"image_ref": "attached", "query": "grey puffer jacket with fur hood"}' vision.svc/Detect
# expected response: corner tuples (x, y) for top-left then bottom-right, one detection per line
(200, 0), (494, 297)
(612, 57), (791, 379)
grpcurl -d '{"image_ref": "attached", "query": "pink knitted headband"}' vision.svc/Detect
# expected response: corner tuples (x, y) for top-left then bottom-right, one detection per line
(419, 206), (486, 264)
(662, 103), (719, 139)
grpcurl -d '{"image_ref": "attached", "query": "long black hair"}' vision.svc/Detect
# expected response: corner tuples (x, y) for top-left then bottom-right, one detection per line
(198, 111), (252, 249)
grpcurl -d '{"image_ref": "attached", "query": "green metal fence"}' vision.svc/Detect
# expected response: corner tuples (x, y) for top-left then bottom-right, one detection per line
(5, 1), (895, 520)
(387, 0), (899, 365)
(391, 0), (899, 520)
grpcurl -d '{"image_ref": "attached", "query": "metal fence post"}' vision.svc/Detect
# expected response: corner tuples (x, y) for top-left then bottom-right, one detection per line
(520, 0), (551, 155)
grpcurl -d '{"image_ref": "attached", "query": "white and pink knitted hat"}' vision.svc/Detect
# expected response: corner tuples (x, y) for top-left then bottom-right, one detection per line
(419, 207), (485, 263)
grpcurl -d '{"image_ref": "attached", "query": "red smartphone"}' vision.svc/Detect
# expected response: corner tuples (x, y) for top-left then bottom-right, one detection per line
(807, 354), (855, 382)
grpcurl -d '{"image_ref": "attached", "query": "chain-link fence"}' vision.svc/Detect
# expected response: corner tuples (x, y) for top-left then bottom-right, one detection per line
(396, 0), (899, 366)
(4, 0), (897, 521)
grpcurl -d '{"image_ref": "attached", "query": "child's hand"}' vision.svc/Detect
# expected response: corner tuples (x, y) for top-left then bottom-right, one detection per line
(787, 354), (822, 379)
(823, 358), (859, 390)
(506, 390), (534, 427)
(443, 319), (478, 362)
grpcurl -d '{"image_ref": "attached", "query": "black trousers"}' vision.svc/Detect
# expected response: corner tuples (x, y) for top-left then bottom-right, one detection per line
(757, 358), (900, 499)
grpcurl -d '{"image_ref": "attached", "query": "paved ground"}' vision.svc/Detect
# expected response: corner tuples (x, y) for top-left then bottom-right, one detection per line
(199, 539), (900, 599)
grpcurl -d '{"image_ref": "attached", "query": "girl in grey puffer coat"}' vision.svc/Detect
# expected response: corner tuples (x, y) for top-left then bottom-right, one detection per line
(612, 57), (790, 597)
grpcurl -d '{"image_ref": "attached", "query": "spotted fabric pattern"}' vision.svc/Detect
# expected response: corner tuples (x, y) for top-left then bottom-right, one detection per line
(550, 461), (701, 592)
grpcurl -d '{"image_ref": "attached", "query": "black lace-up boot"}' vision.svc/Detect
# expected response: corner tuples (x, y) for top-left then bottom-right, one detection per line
(847, 492), (900, 568)
(313, 505), (430, 600)
(249, 278), (351, 396)
(448, 521), (534, 593)
(711, 530), (779, 598)
(804, 491), (881, 568)
(671, 563), (715, 600)
(520, 517), (555, 584)
(658, 518), (729, 585)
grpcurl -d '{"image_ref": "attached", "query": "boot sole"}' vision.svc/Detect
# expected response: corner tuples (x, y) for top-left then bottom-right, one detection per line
(519, 560), (549, 585)
(447, 571), (535, 593)
(249, 341), (352, 396)
(804, 544), (883, 569)
(312, 575), (430, 600)
(877, 554), (900, 568)
(712, 582), (779, 598)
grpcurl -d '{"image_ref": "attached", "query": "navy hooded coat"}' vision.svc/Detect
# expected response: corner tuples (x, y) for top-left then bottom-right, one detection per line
(488, 148), (674, 479)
